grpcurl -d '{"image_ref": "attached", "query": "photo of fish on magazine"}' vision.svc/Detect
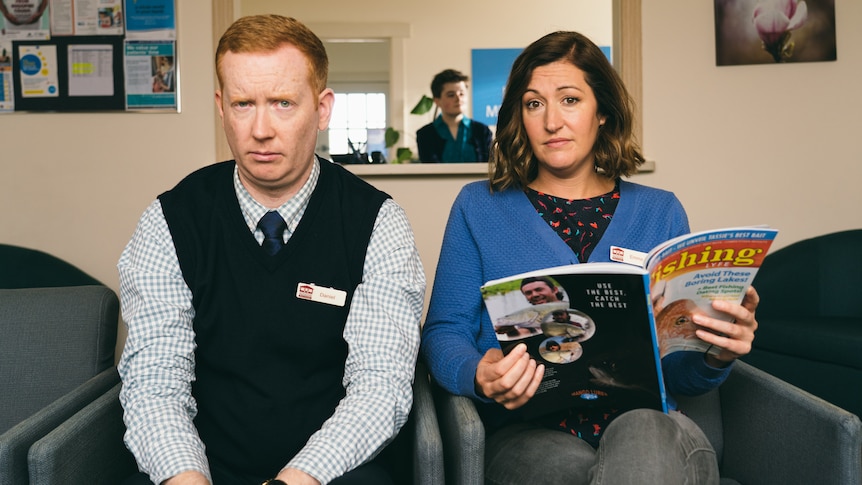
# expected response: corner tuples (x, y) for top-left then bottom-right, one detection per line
(635, 227), (779, 358)
(481, 263), (667, 419)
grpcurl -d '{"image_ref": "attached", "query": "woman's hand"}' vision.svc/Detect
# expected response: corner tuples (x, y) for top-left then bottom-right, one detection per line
(475, 343), (545, 409)
(694, 286), (760, 367)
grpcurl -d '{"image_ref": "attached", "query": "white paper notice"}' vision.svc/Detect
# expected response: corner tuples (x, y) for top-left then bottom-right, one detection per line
(17, 45), (58, 98)
(68, 44), (114, 96)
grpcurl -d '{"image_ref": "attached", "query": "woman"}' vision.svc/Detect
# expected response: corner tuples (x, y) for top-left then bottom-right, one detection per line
(420, 31), (759, 484)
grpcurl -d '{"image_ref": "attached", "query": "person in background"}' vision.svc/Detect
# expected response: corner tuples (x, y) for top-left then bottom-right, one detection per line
(416, 68), (493, 163)
(420, 31), (759, 484)
(118, 14), (425, 485)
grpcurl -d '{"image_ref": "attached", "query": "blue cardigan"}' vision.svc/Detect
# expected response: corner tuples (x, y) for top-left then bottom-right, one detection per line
(420, 180), (731, 426)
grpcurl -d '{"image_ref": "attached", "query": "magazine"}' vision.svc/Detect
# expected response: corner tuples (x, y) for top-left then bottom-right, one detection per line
(615, 226), (779, 357)
(480, 226), (778, 419)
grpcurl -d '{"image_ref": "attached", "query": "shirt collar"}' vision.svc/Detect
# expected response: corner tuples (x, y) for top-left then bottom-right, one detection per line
(432, 114), (472, 140)
(432, 113), (471, 128)
(234, 157), (320, 236)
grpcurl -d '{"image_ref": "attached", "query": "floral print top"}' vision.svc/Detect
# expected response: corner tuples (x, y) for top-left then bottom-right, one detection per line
(525, 181), (621, 263)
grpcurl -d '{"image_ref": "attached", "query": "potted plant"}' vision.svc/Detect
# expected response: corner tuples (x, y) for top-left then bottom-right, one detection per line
(384, 95), (434, 163)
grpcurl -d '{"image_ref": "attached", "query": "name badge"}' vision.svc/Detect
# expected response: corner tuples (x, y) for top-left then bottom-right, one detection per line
(296, 282), (347, 307)
(610, 246), (647, 267)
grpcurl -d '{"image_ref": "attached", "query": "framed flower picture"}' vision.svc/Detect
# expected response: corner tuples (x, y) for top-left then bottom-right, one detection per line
(714, 0), (836, 65)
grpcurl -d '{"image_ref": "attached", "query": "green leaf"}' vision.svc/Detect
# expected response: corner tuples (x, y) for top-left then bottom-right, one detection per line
(395, 147), (413, 164)
(384, 127), (400, 148)
(410, 95), (434, 115)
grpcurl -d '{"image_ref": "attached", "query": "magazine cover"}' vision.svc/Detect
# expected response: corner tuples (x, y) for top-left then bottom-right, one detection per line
(643, 227), (779, 357)
(481, 263), (667, 419)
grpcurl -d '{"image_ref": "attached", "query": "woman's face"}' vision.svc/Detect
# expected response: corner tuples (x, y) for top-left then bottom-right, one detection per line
(521, 61), (606, 179)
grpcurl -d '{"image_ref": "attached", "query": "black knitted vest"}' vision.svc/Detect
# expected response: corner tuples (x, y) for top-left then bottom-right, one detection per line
(158, 159), (389, 476)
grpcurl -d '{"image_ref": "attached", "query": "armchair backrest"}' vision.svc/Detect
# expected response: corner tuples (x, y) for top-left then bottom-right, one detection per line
(753, 229), (862, 319)
(0, 286), (119, 433)
(0, 244), (103, 289)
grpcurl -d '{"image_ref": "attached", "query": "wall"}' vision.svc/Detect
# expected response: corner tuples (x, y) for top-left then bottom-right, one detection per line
(0, 2), (217, 355)
(1, 1), (859, 354)
(638, 0), (862, 248)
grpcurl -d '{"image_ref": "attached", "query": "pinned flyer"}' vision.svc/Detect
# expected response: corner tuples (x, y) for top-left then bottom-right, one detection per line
(296, 282), (347, 307)
(18, 44), (58, 97)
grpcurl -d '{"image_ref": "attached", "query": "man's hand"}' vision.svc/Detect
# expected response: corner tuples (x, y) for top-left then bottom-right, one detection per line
(163, 471), (209, 485)
(275, 468), (321, 485)
(474, 344), (544, 410)
(694, 286), (760, 367)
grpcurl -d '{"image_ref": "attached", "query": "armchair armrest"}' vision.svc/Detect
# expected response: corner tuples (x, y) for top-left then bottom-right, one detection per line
(0, 368), (120, 485)
(412, 362), (444, 485)
(28, 381), (137, 485)
(719, 361), (861, 484)
(433, 385), (485, 485)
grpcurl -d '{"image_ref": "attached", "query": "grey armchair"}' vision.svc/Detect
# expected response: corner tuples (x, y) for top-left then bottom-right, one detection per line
(409, 361), (446, 484)
(742, 229), (862, 418)
(31, 360), (444, 484)
(377, 361), (446, 484)
(27, 377), (136, 484)
(433, 360), (862, 485)
(0, 285), (124, 484)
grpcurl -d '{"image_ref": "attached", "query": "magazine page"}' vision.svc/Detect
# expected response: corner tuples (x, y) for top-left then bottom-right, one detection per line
(481, 263), (667, 419)
(643, 227), (779, 357)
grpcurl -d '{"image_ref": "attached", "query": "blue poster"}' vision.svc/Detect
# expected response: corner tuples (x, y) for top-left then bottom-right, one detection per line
(124, 40), (176, 109)
(471, 48), (521, 127)
(471, 46), (612, 127)
(124, 0), (175, 35)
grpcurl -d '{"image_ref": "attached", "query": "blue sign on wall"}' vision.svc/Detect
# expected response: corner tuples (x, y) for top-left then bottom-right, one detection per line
(471, 46), (612, 127)
(471, 48), (521, 127)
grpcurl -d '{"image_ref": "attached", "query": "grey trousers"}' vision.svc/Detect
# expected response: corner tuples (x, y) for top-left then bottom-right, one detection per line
(485, 409), (719, 485)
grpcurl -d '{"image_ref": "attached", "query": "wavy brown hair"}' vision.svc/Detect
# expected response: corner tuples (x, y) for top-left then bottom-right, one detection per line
(489, 31), (644, 192)
(215, 14), (329, 95)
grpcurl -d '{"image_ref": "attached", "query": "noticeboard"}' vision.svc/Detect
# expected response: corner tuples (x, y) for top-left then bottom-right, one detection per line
(0, 0), (178, 113)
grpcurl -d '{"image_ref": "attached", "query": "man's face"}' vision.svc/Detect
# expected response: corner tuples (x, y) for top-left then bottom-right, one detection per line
(215, 44), (334, 205)
(521, 281), (559, 305)
(434, 81), (468, 118)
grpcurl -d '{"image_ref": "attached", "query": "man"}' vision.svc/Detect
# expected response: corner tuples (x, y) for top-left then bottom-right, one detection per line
(415, 69), (493, 162)
(519, 276), (564, 305)
(118, 15), (425, 485)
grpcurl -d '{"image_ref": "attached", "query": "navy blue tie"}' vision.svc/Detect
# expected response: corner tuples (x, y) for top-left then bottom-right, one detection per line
(258, 211), (286, 255)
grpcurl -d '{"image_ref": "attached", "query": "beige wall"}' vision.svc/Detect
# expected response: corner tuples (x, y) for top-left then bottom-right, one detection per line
(1, 1), (860, 355)
(637, 0), (862, 247)
(0, 1), (217, 290)
(0, 2), (218, 355)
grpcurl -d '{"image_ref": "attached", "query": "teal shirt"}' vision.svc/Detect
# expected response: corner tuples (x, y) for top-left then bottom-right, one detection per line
(433, 115), (478, 162)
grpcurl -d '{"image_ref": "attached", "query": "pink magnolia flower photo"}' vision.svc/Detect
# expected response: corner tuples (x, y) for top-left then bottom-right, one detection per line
(714, 0), (836, 65)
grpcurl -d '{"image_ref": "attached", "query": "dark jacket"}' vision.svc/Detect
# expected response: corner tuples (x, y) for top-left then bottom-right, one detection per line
(416, 118), (493, 162)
